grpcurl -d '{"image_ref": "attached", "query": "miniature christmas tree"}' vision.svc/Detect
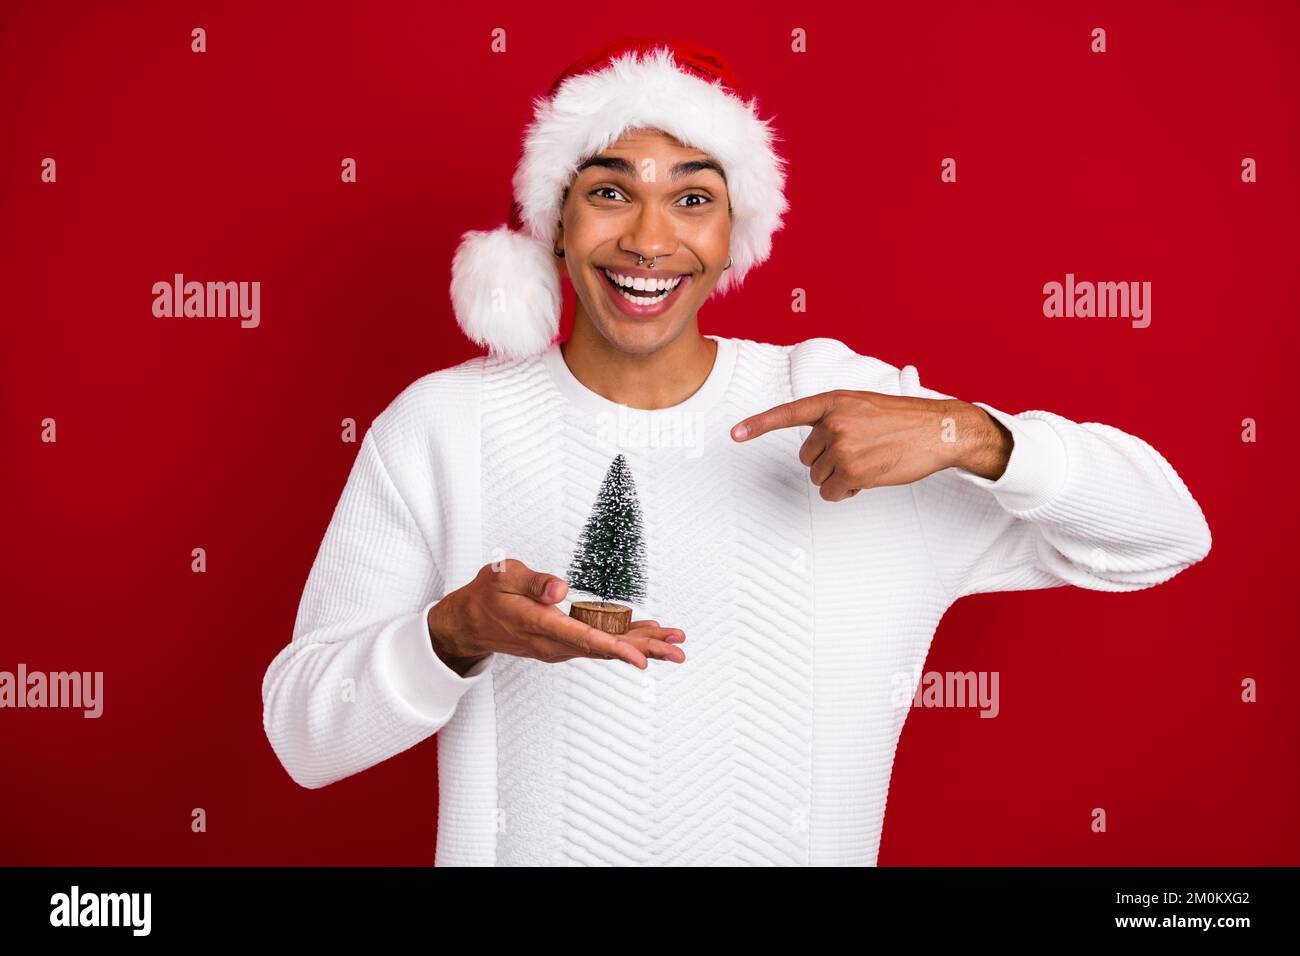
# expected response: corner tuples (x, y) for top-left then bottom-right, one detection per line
(567, 454), (647, 634)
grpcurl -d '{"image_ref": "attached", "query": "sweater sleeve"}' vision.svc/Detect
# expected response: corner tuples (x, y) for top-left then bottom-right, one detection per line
(261, 427), (494, 790)
(900, 365), (1213, 603)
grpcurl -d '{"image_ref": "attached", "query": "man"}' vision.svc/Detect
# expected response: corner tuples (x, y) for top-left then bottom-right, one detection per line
(261, 38), (1211, 865)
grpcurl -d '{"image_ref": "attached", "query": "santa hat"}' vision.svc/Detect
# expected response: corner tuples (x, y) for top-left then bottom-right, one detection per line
(449, 37), (790, 360)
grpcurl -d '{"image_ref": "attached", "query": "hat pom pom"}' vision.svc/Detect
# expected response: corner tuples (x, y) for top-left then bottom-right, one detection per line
(450, 226), (561, 360)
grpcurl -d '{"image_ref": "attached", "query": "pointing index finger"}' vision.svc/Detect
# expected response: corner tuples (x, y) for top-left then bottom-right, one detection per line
(731, 393), (834, 442)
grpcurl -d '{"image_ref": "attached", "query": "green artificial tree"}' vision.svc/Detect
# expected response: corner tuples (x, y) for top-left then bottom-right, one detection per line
(567, 454), (647, 634)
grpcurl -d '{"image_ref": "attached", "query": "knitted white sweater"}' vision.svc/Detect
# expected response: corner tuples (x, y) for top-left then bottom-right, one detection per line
(261, 335), (1212, 865)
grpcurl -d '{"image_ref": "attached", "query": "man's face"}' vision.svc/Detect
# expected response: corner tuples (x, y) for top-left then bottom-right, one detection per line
(556, 127), (732, 355)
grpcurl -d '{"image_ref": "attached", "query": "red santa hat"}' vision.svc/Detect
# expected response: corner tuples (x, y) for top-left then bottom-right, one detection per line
(449, 37), (790, 360)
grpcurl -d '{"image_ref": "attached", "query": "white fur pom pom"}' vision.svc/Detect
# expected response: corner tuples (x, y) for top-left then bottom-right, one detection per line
(449, 226), (562, 361)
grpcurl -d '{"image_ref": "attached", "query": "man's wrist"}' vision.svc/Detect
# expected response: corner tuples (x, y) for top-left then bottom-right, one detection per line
(426, 595), (488, 677)
(948, 401), (1013, 480)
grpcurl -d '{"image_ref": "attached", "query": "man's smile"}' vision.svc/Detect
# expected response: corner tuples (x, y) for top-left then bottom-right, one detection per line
(596, 266), (693, 315)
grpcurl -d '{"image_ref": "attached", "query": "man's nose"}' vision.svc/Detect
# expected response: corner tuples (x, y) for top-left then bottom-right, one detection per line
(622, 202), (677, 261)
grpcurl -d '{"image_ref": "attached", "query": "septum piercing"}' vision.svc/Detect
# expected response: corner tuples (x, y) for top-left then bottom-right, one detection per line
(636, 254), (733, 270)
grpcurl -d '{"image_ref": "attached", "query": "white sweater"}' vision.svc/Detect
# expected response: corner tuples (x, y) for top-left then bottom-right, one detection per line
(261, 335), (1212, 865)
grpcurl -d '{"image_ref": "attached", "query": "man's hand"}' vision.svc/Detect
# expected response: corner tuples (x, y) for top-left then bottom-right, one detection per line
(730, 390), (1013, 501)
(427, 559), (686, 673)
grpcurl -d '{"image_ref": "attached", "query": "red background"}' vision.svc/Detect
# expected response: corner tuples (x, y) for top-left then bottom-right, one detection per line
(2, 1), (1296, 865)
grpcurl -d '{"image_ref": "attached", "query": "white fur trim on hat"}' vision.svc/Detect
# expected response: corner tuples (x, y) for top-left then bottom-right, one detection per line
(450, 44), (788, 359)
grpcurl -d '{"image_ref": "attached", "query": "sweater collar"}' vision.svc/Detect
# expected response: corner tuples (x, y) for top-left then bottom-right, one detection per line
(542, 334), (737, 418)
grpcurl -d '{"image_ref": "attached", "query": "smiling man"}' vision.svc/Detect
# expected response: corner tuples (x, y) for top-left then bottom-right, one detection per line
(545, 129), (732, 416)
(261, 38), (1213, 866)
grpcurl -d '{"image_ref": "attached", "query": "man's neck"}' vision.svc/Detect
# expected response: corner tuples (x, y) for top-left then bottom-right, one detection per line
(559, 323), (719, 411)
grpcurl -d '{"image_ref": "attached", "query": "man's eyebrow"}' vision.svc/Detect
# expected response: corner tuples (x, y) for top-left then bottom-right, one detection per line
(671, 158), (728, 184)
(575, 155), (728, 185)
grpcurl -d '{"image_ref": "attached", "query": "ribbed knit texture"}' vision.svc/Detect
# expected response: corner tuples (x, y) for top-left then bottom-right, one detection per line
(262, 335), (1212, 865)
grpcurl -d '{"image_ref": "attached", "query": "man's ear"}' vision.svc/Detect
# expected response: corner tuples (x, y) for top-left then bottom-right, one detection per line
(553, 220), (568, 280)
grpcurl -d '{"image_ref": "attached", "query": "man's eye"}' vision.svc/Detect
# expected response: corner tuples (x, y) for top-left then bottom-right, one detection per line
(589, 188), (713, 207)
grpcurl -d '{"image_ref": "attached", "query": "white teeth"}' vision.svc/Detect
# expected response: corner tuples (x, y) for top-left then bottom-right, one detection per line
(603, 269), (683, 294)
(621, 288), (668, 304)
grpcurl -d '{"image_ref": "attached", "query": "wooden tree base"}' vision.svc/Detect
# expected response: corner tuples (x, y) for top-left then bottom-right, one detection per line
(570, 601), (633, 635)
